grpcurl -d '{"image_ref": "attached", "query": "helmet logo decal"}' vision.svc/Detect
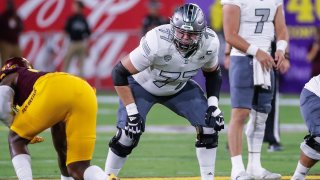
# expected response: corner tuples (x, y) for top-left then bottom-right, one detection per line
(181, 25), (193, 31)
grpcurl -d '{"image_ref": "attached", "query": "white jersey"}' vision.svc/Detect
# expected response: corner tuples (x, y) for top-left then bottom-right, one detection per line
(221, 0), (283, 56)
(129, 24), (220, 96)
(304, 75), (320, 97)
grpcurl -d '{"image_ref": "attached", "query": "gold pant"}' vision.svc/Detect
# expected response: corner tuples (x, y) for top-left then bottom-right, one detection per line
(11, 72), (97, 165)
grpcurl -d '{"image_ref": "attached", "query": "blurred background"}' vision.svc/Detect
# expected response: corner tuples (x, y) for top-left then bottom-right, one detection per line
(0, 0), (317, 94)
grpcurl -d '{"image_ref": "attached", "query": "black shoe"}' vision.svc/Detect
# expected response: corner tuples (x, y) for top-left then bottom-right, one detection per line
(267, 143), (283, 152)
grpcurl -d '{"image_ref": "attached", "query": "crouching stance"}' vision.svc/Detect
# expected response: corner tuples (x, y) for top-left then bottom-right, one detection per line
(104, 3), (224, 180)
(291, 75), (320, 180)
(0, 57), (111, 179)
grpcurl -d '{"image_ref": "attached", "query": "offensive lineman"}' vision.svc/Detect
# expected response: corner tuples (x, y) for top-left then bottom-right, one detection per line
(0, 57), (113, 179)
(291, 74), (320, 180)
(105, 3), (224, 180)
(222, 0), (289, 179)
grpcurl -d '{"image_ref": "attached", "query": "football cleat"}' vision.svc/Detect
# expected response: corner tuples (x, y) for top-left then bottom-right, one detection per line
(290, 175), (305, 180)
(30, 136), (44, 144)
(267, 143), (283, 152)
(247, 168), (281, 180)
(232, 171), (254, 180)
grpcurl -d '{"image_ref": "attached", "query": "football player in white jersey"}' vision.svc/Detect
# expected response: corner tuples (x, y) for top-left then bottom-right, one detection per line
(104, 3), (224, 180)
(221, 0), (289, 179)
(291, 75), (320, 180)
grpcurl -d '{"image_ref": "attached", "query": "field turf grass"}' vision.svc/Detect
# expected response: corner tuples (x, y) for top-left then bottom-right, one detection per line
(0, 94), (319, 179)
(1, 130), (320, 179)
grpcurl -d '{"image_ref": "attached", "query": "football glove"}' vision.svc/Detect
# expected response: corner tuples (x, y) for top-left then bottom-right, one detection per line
(125, 113), (145, 139)
(205, 106), (224, 131)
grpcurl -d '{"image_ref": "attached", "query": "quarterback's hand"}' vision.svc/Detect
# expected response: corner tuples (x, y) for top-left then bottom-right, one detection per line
(205, 106), (224, 131)
(256, 49), (276, 72)
(125, 113), (145, 139)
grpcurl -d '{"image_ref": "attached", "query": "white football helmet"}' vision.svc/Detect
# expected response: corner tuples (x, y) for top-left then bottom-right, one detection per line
(170, 3), (206, 57)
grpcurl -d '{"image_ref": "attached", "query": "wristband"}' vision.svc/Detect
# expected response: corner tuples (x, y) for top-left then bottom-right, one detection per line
(276, 40), (288, 52)
(246, 44), (259, 56)
(126, 103), (138, 116)
(208, 96), (218, 107)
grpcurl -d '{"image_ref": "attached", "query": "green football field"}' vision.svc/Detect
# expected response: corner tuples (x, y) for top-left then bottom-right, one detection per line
(0, 94), (320, 179)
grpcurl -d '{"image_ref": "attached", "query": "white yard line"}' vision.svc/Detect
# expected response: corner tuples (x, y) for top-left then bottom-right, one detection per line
(96, 124), (307, 133)
(97, 95), (301, 106)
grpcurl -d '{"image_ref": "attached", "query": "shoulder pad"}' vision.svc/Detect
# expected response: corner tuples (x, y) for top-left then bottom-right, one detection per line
(203, 28), (220, 51)
(141, 24), (172, 57)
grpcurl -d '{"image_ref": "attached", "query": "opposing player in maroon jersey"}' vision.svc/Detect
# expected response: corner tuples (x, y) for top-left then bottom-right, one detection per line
(0, 57), (115, 179)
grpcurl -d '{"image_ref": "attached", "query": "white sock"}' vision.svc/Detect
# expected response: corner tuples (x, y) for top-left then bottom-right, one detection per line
(196, 147), (216, 180)
(83, 165), (107, 180)
(247, 152), (262, 172)
(61, 175), (74, 180)
(246, 110), (267, 171)
(231, 155), (245, 176)
(105, 148), (128, 175)
(246, 110), (267, 152)
(293, 161), (310, 177)
(12, 154), (32, 180)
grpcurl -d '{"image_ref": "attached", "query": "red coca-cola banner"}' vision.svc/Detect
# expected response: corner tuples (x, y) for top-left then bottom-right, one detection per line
(1, 0), (183, 90)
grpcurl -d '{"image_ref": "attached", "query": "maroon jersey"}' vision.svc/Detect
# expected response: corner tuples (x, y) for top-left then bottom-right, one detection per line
(0, 67), (48, 106)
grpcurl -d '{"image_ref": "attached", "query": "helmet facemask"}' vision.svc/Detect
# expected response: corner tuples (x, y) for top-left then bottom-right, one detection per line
(172, 25), (203, 57)
(170, 3), (206, 58)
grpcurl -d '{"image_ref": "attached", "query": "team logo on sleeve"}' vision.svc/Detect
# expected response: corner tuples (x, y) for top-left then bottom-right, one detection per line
(164, 55), (172, 62)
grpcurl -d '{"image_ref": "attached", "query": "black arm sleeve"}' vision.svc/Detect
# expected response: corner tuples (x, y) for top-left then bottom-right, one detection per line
(202, 66), (222, 99)
(111, 61), (132, 86)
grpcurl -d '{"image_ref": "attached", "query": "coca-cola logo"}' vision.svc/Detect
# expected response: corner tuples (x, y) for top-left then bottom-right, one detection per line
(7, 0), (181, 89)
(17, 0), (140, 31)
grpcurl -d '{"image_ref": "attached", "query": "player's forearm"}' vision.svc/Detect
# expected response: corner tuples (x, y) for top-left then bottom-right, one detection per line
(275, 26), (289, 52)
(275, 5), (289, 42)
(275, 28), (289, 42)
(225, 33), (251, 55)
(223, 4), (251, 55)
(114, 86), (135, 106)
(225, 43), (232, 55)
(202, 66), (222, 100)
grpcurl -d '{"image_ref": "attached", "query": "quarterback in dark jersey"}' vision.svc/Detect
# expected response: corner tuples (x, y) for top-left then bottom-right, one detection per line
(0, 57), (114, 179)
